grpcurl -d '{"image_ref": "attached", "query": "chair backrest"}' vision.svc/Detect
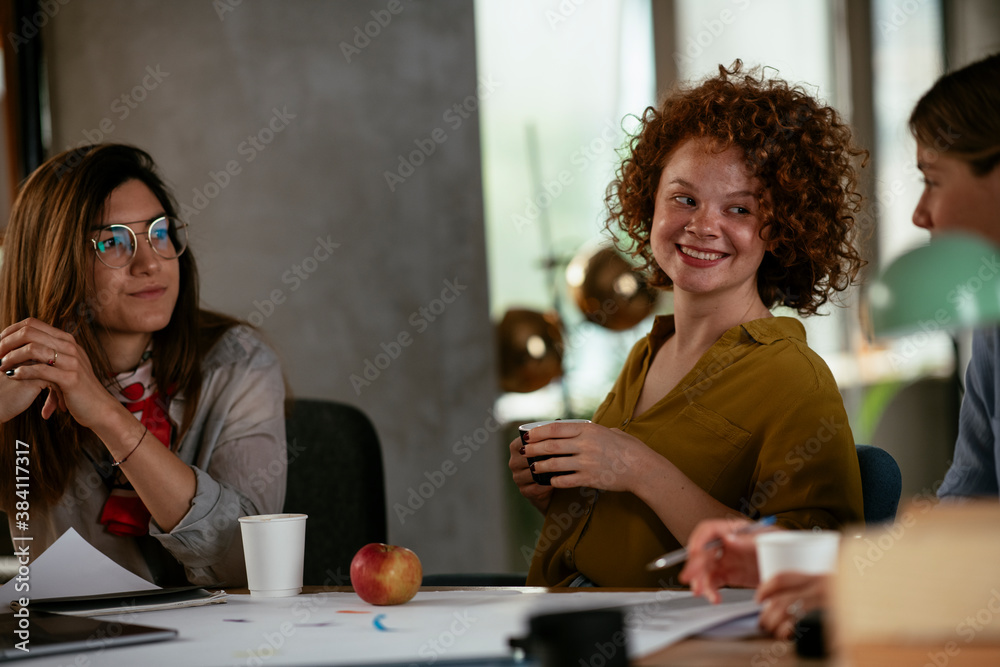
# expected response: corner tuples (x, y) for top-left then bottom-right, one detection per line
(855, 444), (902, 525)
(284, 399), (387, 586)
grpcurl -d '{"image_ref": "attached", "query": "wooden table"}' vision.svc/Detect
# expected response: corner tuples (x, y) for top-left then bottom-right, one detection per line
(639, 636), (825, 666)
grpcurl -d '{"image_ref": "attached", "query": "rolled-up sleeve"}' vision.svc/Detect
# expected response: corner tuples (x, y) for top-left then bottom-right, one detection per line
(150, 332), (287, 586)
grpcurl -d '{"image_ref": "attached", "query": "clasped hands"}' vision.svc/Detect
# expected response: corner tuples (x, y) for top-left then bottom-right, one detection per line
(508, 420), (649, 511)
(0, 318), (117, 426)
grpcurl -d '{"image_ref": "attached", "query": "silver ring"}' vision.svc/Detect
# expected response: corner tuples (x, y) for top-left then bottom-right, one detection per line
(786, 600), (804, 618)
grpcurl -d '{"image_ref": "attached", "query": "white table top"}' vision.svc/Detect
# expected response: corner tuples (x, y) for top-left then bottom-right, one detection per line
(10, 588), (759, 666)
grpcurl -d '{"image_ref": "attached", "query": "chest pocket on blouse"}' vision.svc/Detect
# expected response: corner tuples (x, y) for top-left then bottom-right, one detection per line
(673, 403), (751, 491)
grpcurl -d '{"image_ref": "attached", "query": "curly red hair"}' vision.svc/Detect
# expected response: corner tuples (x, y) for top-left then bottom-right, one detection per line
(606, 61), (867, 316)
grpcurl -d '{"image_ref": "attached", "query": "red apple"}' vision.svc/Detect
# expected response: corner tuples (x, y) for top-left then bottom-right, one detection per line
(350, 543), (423, 605)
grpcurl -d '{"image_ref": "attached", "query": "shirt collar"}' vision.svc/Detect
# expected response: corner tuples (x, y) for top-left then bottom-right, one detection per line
(648, 314), (806, 348)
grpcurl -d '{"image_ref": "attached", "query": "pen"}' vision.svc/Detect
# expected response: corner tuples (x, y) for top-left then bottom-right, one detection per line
(645, 515), (777, 570)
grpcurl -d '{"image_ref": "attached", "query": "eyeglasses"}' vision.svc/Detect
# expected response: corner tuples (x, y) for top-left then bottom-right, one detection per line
(89, 216), (189, 268)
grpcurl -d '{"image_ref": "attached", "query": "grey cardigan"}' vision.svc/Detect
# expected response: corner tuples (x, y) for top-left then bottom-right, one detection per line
(26, 326), (286, 586)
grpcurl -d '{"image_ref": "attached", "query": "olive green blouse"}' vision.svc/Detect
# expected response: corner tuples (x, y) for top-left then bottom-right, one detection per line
(526, 315), (864, 587)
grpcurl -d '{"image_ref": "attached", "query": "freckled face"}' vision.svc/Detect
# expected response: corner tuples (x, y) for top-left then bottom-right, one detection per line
(912, 143), (1000, 245)
(650, 137), (769, 304)
(89, 179), (180, 338)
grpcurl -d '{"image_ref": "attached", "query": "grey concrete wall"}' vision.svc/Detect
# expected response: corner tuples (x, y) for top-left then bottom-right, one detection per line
(42, 0), (506, 575)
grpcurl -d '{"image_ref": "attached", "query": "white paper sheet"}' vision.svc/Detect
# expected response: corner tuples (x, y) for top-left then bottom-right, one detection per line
(0, 528), (158, 608)
(696, 611), (763, 640)
(4, 588), (760, 666)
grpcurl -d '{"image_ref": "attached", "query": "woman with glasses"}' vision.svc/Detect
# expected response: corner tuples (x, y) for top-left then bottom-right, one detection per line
(0, 143), (286, 587)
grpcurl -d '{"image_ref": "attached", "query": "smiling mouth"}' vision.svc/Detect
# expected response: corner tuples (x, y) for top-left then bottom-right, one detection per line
(678, 245), (726, 261)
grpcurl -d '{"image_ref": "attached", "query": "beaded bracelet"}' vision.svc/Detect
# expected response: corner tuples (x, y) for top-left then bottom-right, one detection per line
(112, 425), (148, 467)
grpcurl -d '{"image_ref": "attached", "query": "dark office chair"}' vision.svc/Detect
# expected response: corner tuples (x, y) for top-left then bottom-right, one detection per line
(284, 399), (387, 586)
(422, 572), (527, 587)
(855, 444), (902, 525)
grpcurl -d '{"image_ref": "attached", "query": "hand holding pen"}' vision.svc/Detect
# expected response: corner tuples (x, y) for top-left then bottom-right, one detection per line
(675, 516), (778, 604)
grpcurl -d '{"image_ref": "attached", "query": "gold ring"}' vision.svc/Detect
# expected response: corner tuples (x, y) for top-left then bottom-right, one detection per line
(47, 351), (58, 367)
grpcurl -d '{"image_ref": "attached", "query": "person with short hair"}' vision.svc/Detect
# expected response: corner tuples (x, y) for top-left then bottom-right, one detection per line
(912, 53), (1000, 499)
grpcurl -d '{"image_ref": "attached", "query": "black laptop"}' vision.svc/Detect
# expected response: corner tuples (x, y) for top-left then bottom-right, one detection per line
(0, 611), (176, 661)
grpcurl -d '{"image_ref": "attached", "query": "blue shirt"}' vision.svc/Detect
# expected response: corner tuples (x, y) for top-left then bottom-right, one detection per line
(939, 328), (1000, 498)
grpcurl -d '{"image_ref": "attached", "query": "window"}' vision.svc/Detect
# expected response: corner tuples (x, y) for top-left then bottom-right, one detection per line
(476, 0), (947, 430)
(475, 0), (657, 419)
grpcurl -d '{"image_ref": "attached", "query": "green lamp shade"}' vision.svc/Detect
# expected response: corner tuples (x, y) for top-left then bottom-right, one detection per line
(869, 234), (1000, 338)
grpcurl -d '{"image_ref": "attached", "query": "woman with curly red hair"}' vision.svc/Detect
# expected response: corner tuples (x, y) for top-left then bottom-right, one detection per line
(678, 52), (1000, 641)
(509, 61), (866, 587)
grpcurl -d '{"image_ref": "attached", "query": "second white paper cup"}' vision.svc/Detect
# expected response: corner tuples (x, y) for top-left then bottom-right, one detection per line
(755, 530), (840, 584)
(239, 513), (307, 597)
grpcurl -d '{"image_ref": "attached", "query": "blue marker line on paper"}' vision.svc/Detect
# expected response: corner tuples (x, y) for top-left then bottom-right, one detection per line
(373, 614), (390, 631)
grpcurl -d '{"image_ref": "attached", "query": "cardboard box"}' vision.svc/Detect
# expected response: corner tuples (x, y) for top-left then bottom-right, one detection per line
(832, 501), (1000, 666)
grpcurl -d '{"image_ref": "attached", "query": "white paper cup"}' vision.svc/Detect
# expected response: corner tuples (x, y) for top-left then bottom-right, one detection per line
(755, 530), (840, 584)
(239, 513), (307, 597)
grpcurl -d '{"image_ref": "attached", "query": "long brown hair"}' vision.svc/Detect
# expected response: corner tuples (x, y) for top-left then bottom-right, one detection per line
(0, 144), (240, 511)
(909, 53), (1000, 175)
